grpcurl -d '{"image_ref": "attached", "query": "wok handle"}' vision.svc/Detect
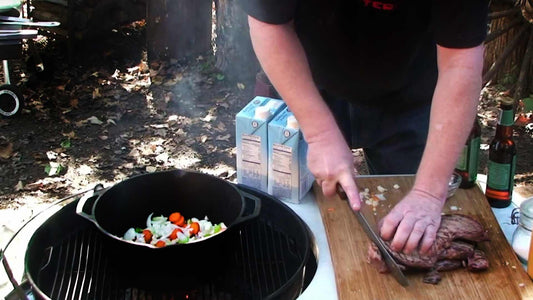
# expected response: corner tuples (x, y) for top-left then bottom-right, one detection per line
(75, 192), (100, 224)
(233, 190), (261, 225)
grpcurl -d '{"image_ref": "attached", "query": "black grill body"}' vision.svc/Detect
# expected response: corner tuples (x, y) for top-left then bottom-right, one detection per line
(21, 185), (317, 300)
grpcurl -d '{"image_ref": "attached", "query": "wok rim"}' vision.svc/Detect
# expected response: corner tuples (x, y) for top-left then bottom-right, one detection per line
(81, 169), (248, 249)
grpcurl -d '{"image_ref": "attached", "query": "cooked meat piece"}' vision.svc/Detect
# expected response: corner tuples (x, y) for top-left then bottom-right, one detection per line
(382, 214), (489, 269)
(423, 270), (442, 284)
(367, 242), (389, 273)
(384, 244), (437, 269)
(467, 249), (489, 271)
(367, 242), (407, 273)
(423, 260), (464, 285)
(437, 241), (475, 260)
(434, 259), (463, 271)
(435, 214), (490, 249)
(367, 214), (489, 284)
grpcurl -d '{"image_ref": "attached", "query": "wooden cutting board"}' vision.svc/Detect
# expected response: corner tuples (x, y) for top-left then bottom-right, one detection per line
(315, 175), (533, 299)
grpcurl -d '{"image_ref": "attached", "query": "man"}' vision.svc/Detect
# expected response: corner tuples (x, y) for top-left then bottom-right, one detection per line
(238, 0), (488, 255)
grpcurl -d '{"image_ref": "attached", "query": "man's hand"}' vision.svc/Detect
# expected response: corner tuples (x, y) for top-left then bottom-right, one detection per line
(379, 188), (444, 255)
(306, 129), (361, 210)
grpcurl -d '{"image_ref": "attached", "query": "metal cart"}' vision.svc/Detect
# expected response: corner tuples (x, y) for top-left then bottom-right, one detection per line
(0, 0), (58, 117)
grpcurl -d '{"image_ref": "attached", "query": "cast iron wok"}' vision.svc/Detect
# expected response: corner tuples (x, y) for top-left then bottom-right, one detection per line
(76, 169), (260, 256)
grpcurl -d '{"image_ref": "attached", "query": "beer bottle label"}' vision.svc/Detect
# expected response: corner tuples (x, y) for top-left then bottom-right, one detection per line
(487, 156), (516, 191)
(467, 136), (480, 181)
(455, 136), (480, 182)
(499, 108), (514, 126)
(456, 145), (468, 171)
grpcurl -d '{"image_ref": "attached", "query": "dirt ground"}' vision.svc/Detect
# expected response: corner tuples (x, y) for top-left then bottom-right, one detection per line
(0, 25), (532, 211)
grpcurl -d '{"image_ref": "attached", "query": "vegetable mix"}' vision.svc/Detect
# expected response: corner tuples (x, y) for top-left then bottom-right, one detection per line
(123, 212), (227, 247)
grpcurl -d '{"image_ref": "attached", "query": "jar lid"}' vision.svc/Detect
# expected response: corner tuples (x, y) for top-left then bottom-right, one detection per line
(519, 198), (533, 230)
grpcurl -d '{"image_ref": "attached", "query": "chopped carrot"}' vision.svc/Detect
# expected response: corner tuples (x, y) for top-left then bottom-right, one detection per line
(169, 228), (183, 240)
(143, 229), (153, 243)
(190, 222), (200, 235)
(169, 212), (186, 227)
(169, 212), (182, 223)
(155, 240), (166, 248)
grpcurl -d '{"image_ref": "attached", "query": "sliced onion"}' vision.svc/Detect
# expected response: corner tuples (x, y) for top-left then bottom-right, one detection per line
(124, 228), (137, 241)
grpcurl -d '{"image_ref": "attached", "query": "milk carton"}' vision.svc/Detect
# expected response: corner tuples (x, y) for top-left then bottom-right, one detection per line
(267, 108), (314, 203)
(236, 96), (286, 192)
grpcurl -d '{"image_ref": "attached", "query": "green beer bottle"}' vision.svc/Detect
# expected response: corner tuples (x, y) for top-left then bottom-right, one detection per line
(455, 117), (481, 188)
(486, 97), (517, 208)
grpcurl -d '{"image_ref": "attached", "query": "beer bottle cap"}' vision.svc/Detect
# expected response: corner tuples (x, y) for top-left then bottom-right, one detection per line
(286, 115), (299, 129)
(254, 105), (271, 119)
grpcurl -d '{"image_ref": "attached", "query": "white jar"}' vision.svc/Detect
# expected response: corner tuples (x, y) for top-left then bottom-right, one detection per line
(511, 198), (533, 264)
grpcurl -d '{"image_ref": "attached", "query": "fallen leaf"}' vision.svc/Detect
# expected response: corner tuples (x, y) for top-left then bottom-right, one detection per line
(201, 135), (208, 143)
(237, 83), (245, 90)
(217, 122), (227, 131)
(139, 61), (149, 73)
(62, 131), (76, 139)
(14, 181), (24, 191)
(92, 88), (101, 99)
(45, 162), (65, 176)
(155, 153), (169, 164)
(70, 98), (79, 108)
(127, 66), (140, 73)
(24, 181), (42, 191)
(77, 164), (93, 175)
(216, 134), (230, 141)
(46, 151), (58, 160)
(150, 124), (169, 129)
(168, 115), (179, 124)
(202, 114), (215, 122)
(185, 138), (195, 146)
(146, 166), (157, 173)
(0, 142), (13, 159)
(86, 116), (104, 125)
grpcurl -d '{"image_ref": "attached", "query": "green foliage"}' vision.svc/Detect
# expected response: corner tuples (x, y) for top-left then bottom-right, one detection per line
(522, 96), (533, 112)
(60, 139), (71, 149)
(45, 163), (64, 176)
(500, 72), (517, 87)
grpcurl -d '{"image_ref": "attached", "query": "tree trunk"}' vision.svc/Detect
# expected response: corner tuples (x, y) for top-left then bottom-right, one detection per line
(484, 2), (528, 85)
(214, 0), (260, 82)
(146, 0), (212, 62)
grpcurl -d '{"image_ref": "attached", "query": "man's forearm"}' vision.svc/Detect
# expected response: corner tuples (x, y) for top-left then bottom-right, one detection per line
(414, 45), (485, 200)
(248, 17), (342, 143)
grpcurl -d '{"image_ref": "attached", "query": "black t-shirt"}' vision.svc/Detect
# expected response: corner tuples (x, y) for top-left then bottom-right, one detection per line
(239, 0), (488, 104)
